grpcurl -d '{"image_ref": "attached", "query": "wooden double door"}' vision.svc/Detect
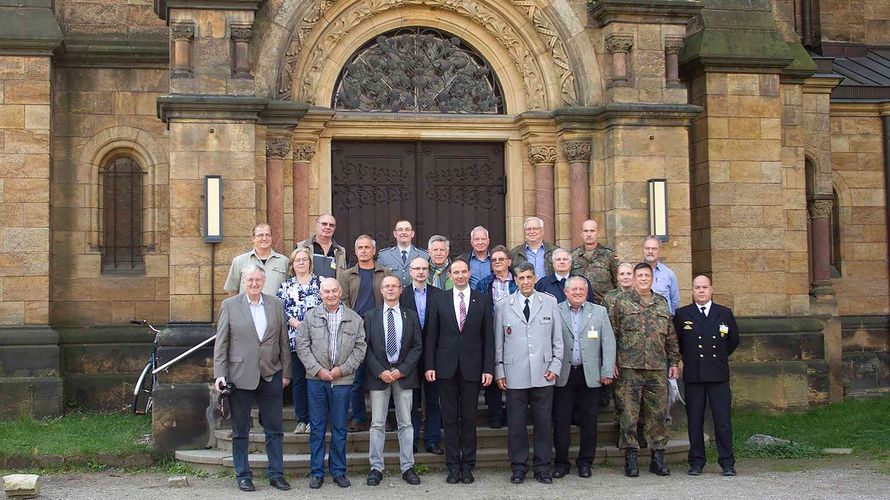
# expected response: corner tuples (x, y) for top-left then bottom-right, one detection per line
(332, 141), (506, 264)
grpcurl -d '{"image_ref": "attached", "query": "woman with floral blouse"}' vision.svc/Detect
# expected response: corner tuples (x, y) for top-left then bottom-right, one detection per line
(276, 246), (322, 433)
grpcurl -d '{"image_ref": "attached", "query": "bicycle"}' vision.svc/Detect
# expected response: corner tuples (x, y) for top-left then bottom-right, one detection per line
(131, 319), (162, 415)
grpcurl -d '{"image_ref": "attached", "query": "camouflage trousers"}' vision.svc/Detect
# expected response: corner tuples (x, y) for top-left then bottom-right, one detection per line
(614, 368), (668, 451)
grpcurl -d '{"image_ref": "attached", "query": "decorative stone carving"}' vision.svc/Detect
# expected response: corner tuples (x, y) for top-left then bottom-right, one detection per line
(266, 138), (291, 159)
(170, 23), (195, 40)
(509, 1), (577, 105)
(293, 143), (317, 162)
(664, 36), (685, 55)
(170, 23), (196, 79)
(563, 141), (592, 163)
(605, 34), (634, 87)
(231, 26), (253, 42)
(605, 35), (634, 54)
(334, 28), (502, 114)
(528, 144), (557, 164)
(808, 199), (832, 219)
(664, 36), (685, 86)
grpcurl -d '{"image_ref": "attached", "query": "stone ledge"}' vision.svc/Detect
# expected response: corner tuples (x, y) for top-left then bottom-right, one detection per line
(551, 103), (703, 130)
(257, 100), (310, 128)
(588, 0), (703, 27)
(0, 0), (62, 55)
(0, 327), (58, 345)
(736, 316), (824, 334)
(155, 0), (264, 21)
(57, 326), (156, 345)
(157, 95), (269, 123)
(55, 34), (169, 69)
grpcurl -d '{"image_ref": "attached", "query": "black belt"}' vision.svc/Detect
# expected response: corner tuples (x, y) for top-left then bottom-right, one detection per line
(571, 365), (583, 370)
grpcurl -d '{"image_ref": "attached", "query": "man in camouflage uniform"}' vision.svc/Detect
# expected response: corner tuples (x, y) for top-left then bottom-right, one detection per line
(609, 263), (680, 478)
(570, 220), (618, 305)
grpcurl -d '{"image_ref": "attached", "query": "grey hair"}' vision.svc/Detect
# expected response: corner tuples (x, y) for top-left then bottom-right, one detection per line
(319, 277), (341, 290)
(427, 234), (450, 251)
(643, 235), (662, 247)
(240, 264), (266, 281)
(469, 226), (489, 239)
(512, 261), (535, 276)
(355, 234), (377, 248)
(551, 247), (571, 263)
(523, 216), (544, 229)
(564, 276), (588, 290)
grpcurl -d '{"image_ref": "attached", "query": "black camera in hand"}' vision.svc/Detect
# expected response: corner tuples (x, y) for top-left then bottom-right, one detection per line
(218, 382), (236, 420)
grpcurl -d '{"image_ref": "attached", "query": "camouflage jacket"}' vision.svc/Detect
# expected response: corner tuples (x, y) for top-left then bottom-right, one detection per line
(608, 290), (680, 370)
(569, 244), (618, 303)
(603, 287), (630, 313)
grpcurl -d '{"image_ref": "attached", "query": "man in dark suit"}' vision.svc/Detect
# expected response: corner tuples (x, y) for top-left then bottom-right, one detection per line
(214, 265), (292, 492)
(401, 257), (445, 455)
(534, 248), (596, 304)
(424, 258), (495, 484)
(672, 275), (740, 477)
(364, 275), (423, 486)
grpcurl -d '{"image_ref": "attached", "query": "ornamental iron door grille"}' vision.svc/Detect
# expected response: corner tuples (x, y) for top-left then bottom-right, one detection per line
(332, 141), (506, 264)
(333, 27), (505, 114)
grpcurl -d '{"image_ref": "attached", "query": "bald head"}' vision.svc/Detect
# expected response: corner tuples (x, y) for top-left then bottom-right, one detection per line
(581, 219), (600, 249)
(692, 275), (713, 305)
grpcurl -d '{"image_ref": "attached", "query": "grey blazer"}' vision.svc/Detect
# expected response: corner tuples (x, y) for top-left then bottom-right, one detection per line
(377, 245), (430, 286)
(494, 291), (563, 389)
(213, 293), (291, 391)
(555, 301), (616, 388)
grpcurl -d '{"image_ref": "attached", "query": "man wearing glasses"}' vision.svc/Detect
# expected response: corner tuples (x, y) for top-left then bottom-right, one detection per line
(224, 222), (290, 296)
(378, 220), (430, 287)
(510, 217), (558, 282)
(296, 213), (346, 279)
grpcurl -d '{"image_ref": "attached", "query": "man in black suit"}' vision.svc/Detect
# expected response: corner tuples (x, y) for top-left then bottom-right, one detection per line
(672, 275), (740, 477)
(534, 248), (596, 304)
(424, 258), (495, 484)
(363, 275), (423, 486)
(401, 257), (445, 455)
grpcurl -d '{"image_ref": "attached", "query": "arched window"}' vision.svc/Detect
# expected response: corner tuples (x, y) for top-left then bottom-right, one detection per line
(830, 189), (841, 277)
(333, 27), (505, 114)
(102, 157), (144, 273)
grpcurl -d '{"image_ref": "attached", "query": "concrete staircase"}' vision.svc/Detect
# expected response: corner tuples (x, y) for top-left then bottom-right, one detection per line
(174, 396), (693, 474)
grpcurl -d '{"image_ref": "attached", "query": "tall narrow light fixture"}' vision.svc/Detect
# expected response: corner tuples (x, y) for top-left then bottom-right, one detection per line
(647, 178), (668, 241)
(204, 175), (222, 243)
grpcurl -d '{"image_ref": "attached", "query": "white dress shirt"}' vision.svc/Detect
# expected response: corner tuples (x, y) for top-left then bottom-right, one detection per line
(248, 295), (267, 341)
(383, 304), (404, 363)
(453, 286), (470, 326)
(697, 300), (713, 317)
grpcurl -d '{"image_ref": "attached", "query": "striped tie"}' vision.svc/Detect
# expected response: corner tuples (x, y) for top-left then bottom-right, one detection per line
(458, 291), (467, 332)
(386, 308), (397, 360)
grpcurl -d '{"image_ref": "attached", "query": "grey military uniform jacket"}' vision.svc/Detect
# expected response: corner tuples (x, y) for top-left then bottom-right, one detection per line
(494, 291), (563, 389)
(555, 301), (616, 388)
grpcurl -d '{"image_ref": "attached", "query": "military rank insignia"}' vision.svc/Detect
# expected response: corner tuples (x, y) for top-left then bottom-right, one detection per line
(506, 326), (512, 336)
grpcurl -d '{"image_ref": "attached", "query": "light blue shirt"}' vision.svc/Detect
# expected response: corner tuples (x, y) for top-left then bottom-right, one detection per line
(525, 244), (546, 281)
(383, 304), (404, 363)
(569, 304), (583, 366)
(468, 252), (492, 289)
(412, 286), (428, 328)
(652, 262), (680, 315)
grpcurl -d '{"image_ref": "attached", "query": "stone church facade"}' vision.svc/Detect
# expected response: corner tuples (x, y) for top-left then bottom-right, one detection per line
(0, 0), (887, 444)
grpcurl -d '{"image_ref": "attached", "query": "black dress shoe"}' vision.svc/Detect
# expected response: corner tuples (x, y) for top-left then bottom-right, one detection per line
(402, 468), (421, 485)
(722, 466), (737, 477)
(534, 472), (553, 484)
(332, 475), (351, 488)
(446, 469), (461, 484)
(625, 449), (639, 477)
(426, 444), (445, 455)
(688, 465), (703, 476)
(309, 476), (324, 489)
(510, 470), (525, 484)
(552, 466), (569, 479)
(460, 470), (475, 484)
(269, 477), (291, 491)
(237, 478), (255, 492)
(367, 468), (383, 486)
(577, 463), (592, 478)
(488, 419), (503, 429)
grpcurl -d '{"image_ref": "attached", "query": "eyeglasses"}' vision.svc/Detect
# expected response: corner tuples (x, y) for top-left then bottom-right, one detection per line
(492, 257), (509, 262)
(254, 233), (272, 238)
(410, 267), (428, 271)
(524, 227), (542, 232)
(244, 277), (265, 284)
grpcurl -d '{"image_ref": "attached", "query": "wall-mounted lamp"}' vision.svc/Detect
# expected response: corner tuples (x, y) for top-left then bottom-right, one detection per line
(647, 178), (668, 241)
(204, 175), (222, 243)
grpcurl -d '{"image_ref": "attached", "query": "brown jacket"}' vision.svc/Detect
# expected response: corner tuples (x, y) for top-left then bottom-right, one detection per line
(337, 263), (391, 311)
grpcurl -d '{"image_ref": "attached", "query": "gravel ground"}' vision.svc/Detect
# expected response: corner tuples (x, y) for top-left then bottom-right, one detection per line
(14, 457), (889, 500)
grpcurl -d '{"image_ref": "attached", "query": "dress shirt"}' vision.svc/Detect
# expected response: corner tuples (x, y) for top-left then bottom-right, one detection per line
(412, 285), (428, 328)
(525, 243), (547, 281)
(469, 252), (492, 288)
(697, 300), (712, 317)
(453, 286), (470, 325)
(652, 261), (680, 314)
(248, 295), (267, 342)
(491, 274), (513, 303)
(383, 304), (404, 364)
(324, 305), (343, 365)
(569, 304), (583, 366)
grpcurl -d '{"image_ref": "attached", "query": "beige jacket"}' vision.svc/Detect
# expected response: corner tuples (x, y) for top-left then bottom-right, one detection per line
(295, 305), (367, 385)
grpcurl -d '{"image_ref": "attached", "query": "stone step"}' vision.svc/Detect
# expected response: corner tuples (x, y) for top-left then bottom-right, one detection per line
(213, 422), (619, 455)
(175, 438), (692, 475)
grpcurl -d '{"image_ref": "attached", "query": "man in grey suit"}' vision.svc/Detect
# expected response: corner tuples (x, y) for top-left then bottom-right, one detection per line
(363, 275), (423, 486)
(494, 262), (563, 485)
(553, 277), (616, 479)
(377, 220), (430, 286)
(214, 265), (292, 492)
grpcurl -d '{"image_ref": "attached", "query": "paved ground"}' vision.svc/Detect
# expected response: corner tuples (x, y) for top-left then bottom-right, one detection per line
(15, 457), (889, 499)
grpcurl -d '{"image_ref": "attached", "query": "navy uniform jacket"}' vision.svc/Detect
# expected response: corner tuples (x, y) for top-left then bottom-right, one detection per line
(672, 303), (740, 383)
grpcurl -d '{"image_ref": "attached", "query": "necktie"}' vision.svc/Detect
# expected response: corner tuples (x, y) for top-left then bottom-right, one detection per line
(401, 250), (407, 265)
(386, 308), (397, 360)
(700, 306), (707, 317)
(523, 298), (530, 321)
(559, 277), (566, 290)
(458, 291), (467, 331)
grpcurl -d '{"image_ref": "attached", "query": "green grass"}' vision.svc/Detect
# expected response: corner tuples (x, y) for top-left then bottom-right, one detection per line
(725, 396), (890, 460)
(0, 412), (152, 459)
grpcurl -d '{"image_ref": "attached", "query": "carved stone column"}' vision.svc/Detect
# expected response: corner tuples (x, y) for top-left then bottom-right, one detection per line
(170, 23), (195, 78)
(528, 144), (557, 243)
(605, 34), (633, 87)
(266, 137), (290, 253)
(807, 198), (834, 295)
(292, 143), (317, 244)
(230, 25), (252, 79)
(564, 140), (592, 247)
(664, 37), (685, 87)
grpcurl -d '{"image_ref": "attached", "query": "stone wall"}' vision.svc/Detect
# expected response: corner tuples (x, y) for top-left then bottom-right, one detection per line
(57, 0), (166, 36)
(816, 0), (890, 45)
(841, 315), (890, 397)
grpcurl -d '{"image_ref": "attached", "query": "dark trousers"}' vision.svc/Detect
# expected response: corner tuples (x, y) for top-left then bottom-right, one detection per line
(411, 378), (442, 448)
(290, 351), (308, 424)
(349, 361), (367, 423)
(506, 386), (553, 474)
(686, 381), (735, 468)
(554, 366), (601, 468)
(230, 371), (284, 480)
(485, 385), (504, 424)
(438, 375), (480, 471)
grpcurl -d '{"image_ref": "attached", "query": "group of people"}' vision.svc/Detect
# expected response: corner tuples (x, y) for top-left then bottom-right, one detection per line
(212, 214), (740, 492)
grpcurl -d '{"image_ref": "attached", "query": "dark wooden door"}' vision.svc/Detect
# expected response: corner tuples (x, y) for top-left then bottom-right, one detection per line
(332, 141), (505, 264)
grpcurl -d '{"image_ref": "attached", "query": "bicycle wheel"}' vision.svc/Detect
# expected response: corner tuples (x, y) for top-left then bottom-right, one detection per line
(133, 361), (154, 415)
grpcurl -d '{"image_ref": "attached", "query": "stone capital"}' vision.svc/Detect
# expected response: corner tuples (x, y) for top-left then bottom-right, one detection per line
(605, 34), (634, 54)
(527, 144), (557, 165)
(266, 138), (291, 159)
(664, 36), (686, 55)
(563, 141), (592, 163)
(170, 23), (195, 40)
(230, 26), (253, 42)
(293, 143), (317, 162)
(808, 199), (832, 219)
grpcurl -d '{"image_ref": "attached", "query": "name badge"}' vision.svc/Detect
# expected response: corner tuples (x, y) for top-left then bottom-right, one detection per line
(719, 324), (729, 337)
(541, 317), (552, 324)
(330, 260), (337, 270)
(587, 329), (599, 339)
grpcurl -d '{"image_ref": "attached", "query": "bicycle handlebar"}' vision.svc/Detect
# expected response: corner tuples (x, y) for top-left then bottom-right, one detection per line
(132, 319), (162, 334)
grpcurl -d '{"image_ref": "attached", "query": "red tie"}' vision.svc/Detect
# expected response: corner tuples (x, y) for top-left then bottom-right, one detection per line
(458, 291), (467, 332)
